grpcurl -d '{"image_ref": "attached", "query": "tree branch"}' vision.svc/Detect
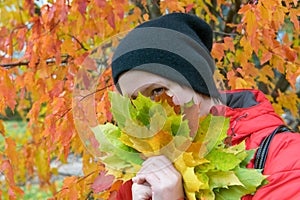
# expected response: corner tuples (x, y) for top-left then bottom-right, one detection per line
(55, 84), (113, 122)
(67, 34), (88, 51)
(0, 55), (71, 69)
(78, 84), (113, 102)
(0, 61), (30, 68)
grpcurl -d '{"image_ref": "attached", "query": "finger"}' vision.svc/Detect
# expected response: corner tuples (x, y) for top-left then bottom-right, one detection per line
(149, 163), (181, 186)
(136, 155), (181, 187)
(143, 156), (178, 178)
(144, 162), (181, 188)
(134, 172), (161, 186)
(141, 172), (161, 186)
(132, 183), (152, 200)
(154, 156), (181, 176)
(133, 175), (148, 184)
(137, 163), (160, 176)
(139, 156), (173, 175)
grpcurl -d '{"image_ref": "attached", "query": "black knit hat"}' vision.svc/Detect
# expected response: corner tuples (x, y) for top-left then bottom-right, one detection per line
(112, 13), (220, 98)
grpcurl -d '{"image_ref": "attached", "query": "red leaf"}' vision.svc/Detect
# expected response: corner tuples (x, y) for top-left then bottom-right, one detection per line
(115, 4), (125, 19)
(185, 4), (194, 13)
(260, 51), (273, 65)
(95, 0), (106, 8)
(82, 56), (97, 71)
(49, 80), (64, 99)
(1, 160), (15, 185)
(91, 171), (115, 193)
(107, 9), (115, 29)
(77, 0), (88, 16)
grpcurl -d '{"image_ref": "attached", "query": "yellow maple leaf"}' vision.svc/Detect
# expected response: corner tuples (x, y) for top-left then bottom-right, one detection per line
(183, 167), (204, 192)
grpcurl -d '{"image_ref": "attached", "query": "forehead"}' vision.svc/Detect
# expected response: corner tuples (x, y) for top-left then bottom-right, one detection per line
(118, 70), (173, 96)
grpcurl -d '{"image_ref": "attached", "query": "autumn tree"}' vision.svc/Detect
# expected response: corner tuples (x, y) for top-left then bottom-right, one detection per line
(0, 0), (299, 199)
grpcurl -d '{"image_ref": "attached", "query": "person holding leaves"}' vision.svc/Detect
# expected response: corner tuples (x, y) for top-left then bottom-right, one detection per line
(110, 13), (300, 200)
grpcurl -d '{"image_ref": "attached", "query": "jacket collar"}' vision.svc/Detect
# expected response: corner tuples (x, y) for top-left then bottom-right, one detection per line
(210, 89), (284, 147)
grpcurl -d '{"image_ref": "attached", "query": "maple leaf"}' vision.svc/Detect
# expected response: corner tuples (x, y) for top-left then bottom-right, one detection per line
(91, 171), (115, 193)
(0, 69), (17, 113)
(183, 167), (204, 193)
(260, 51), (273, 65)
(5, 137), (19, 168)
(77, 0), (88, 16)
(108, 91), (133, 128)
(185, 4), (194, 13)
(95, 0), (106, 8)
(91, 123), (143, 170)
(211, 43), (225, 61)
(209, 171), (244, 189)
(107, 7), (115, 29)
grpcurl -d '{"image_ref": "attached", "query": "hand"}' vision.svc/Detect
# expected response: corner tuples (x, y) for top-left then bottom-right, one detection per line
(132, 155), (184, 200)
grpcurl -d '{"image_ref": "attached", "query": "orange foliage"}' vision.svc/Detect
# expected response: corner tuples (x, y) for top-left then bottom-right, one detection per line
(0, 0), (299, 199)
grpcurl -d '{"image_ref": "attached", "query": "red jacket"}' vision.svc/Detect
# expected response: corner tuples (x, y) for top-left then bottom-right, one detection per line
(116, 89), (300, 200)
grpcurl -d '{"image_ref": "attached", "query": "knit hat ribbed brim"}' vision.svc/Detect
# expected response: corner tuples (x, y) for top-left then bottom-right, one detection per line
(112, 13), (220, 98)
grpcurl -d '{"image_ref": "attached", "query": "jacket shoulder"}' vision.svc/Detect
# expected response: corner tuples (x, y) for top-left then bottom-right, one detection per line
(252, 132), (300, 199)
(265, 132), (300, 173)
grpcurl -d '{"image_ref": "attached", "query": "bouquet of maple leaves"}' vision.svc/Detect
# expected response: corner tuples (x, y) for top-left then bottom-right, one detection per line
(91, 91), (266, 200)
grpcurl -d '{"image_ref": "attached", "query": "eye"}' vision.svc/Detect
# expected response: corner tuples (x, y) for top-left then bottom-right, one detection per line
(150, 87), (165, 100)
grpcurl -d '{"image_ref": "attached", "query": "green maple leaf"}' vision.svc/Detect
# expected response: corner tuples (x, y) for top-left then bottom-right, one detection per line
(108, 91), (134, 128)
(208, 171), (244, 189)
(205, 148), (242, 171)
(194, 115), (229, 157)
(233, 167), (267, 193)
(91, 123), (143, 170)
